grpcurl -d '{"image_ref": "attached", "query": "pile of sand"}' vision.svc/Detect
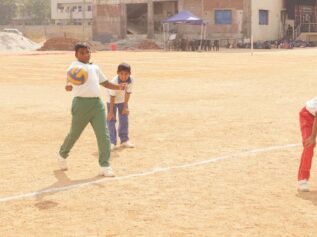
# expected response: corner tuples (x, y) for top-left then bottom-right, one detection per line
(0, 32), (40, 51)
(39, 37), (96, 51)
(39, 37), (79, 51)
(37, 36), (161, 52)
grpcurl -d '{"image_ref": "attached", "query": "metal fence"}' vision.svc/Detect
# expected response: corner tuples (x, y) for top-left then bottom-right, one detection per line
(294, 23), (317, 39)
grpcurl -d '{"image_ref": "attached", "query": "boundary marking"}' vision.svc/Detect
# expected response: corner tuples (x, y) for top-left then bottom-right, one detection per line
(0, 143), (300, 203)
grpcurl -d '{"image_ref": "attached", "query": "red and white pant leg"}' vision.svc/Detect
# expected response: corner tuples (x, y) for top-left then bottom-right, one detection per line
(298, 107), (315, 181)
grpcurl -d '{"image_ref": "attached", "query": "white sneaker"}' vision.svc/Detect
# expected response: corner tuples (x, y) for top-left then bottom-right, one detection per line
(121, 141), (135, 148)
(111, 144), (116, 151)
(57, 157), (68, 171)
(298, 180), (309, 192)
(99, 166), (115, 177)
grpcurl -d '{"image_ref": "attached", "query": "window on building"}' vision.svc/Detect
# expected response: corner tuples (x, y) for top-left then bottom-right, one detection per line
(87, 5), (92, 12)
(78, 6), (82, 12)
(215, 10), (232, 24)
(259, 10), (269, 25)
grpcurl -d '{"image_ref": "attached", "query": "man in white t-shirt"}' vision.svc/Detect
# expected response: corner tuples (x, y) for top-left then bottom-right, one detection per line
(107, 63), (135, 150)
(59, 43), (125, 177)
(298, 96), (317, 191)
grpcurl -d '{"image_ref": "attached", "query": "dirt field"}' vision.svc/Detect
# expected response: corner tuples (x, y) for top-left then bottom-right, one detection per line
(0, 49), (317, 236)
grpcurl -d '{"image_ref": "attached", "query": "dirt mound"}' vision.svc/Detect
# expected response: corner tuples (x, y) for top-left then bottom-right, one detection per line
(0, 32), (40, 51)
(137, 40), (161, 50)
(39, 37), (81, 51)
(39, 37), (161, 52)
(39, 37), (96, 51)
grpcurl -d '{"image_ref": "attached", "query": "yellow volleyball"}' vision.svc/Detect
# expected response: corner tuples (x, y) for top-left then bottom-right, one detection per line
(67, 66), (88, 85)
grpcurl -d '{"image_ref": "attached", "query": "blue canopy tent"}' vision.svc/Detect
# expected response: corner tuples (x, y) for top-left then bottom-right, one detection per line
(162, 10), (207, 50)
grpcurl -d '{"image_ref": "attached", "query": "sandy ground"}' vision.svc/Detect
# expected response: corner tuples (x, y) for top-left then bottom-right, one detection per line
(0, 49), (317, 236)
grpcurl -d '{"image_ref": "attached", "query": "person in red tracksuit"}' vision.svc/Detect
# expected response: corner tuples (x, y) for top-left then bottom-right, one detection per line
(298, 97), (317, 192)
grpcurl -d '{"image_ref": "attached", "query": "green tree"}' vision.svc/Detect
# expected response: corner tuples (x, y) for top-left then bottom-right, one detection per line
(24, 0), (51, 25)
(0, 0), (17, 25)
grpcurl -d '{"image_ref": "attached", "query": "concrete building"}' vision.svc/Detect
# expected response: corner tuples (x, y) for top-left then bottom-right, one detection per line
(51, 0), (93, 25)
(178, 0), (247, 41)
(183, 0), (284, 42)
(286, 0), (317, 27)
(285, 0), (317, 41)
(92, 0), (291, 43)
(92, 0), (178, 42)
(250, 0), (285, 41)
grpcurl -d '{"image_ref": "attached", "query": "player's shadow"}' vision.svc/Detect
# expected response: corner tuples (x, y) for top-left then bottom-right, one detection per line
(34, 170), (103, 210)
(297, 191), (317, 207)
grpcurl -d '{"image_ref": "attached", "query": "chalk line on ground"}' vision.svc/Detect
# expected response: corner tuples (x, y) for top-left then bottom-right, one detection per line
(0, 143), (300, 203)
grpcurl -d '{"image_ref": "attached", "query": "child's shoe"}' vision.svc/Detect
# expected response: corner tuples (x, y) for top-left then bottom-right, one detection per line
(298, 180), (309, 192)
(57, 157), (68, 171)
(99, 166), (115, 177)
(121, 141), (135, 148)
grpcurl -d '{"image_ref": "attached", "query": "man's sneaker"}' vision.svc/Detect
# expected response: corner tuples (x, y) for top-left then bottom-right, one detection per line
(99, 166), (115, 177)
(57, 157), (68, 171)
(111, 143), (116, 151)
(298, 180), (309, 192)
(121, 141), (135, 148)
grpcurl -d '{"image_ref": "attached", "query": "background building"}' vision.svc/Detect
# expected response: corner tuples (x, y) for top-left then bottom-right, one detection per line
(250, 0), (285, 41)
(93, 0), (288, 43)
(285, 0), (317, 41)
(93, 0), (177, 42)
(51, 0), (93, 25)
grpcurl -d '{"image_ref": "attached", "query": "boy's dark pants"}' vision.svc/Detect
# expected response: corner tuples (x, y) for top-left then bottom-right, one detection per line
(59, 97), (111, 167)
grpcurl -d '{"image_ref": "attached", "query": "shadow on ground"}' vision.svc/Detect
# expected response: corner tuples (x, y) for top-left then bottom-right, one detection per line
(34, 170), (103, 210)
(297, 190), (317, 207)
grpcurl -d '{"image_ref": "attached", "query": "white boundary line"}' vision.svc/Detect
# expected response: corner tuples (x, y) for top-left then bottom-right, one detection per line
(0, 143), (300, 203)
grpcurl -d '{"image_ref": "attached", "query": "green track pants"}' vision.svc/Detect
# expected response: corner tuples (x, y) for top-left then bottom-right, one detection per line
(59, 97), (111, 167)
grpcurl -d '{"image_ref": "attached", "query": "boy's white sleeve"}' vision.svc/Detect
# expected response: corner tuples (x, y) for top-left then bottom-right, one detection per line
(66, 63), (73, 72)
(108, 77), (117, 97)
(126, 78), (134, 94)
(66, 62), (75, 77)
(97, 66), (108, 83)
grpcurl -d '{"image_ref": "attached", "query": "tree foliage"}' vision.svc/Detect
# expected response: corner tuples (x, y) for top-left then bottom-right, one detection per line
(24, 0), (51, 24)
(0, 0), (17, 25)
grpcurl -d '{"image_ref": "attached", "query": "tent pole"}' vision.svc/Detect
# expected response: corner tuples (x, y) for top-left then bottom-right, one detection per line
(163, 23), (166, 51)
(204, 25), (207, 51)
(250, 0), (254, 56)
(167, 23), (170, 51)
(200, 24), (204, 51)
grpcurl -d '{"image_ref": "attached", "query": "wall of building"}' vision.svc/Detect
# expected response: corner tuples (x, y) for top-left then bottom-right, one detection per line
(251, 0), (284, 41)
(176, 0), (201, 39)
(1, 25), (92, 42)
(93, 0), (177, 41)
(154, 1), (178, 32)
(93, 3), (122, 42)
(203, 0), (244, 39)
(181, 0), (201, 16)
(48, 0), (287, 43)
(177, 0), (244, 40)
(177, 0), (285, 41)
